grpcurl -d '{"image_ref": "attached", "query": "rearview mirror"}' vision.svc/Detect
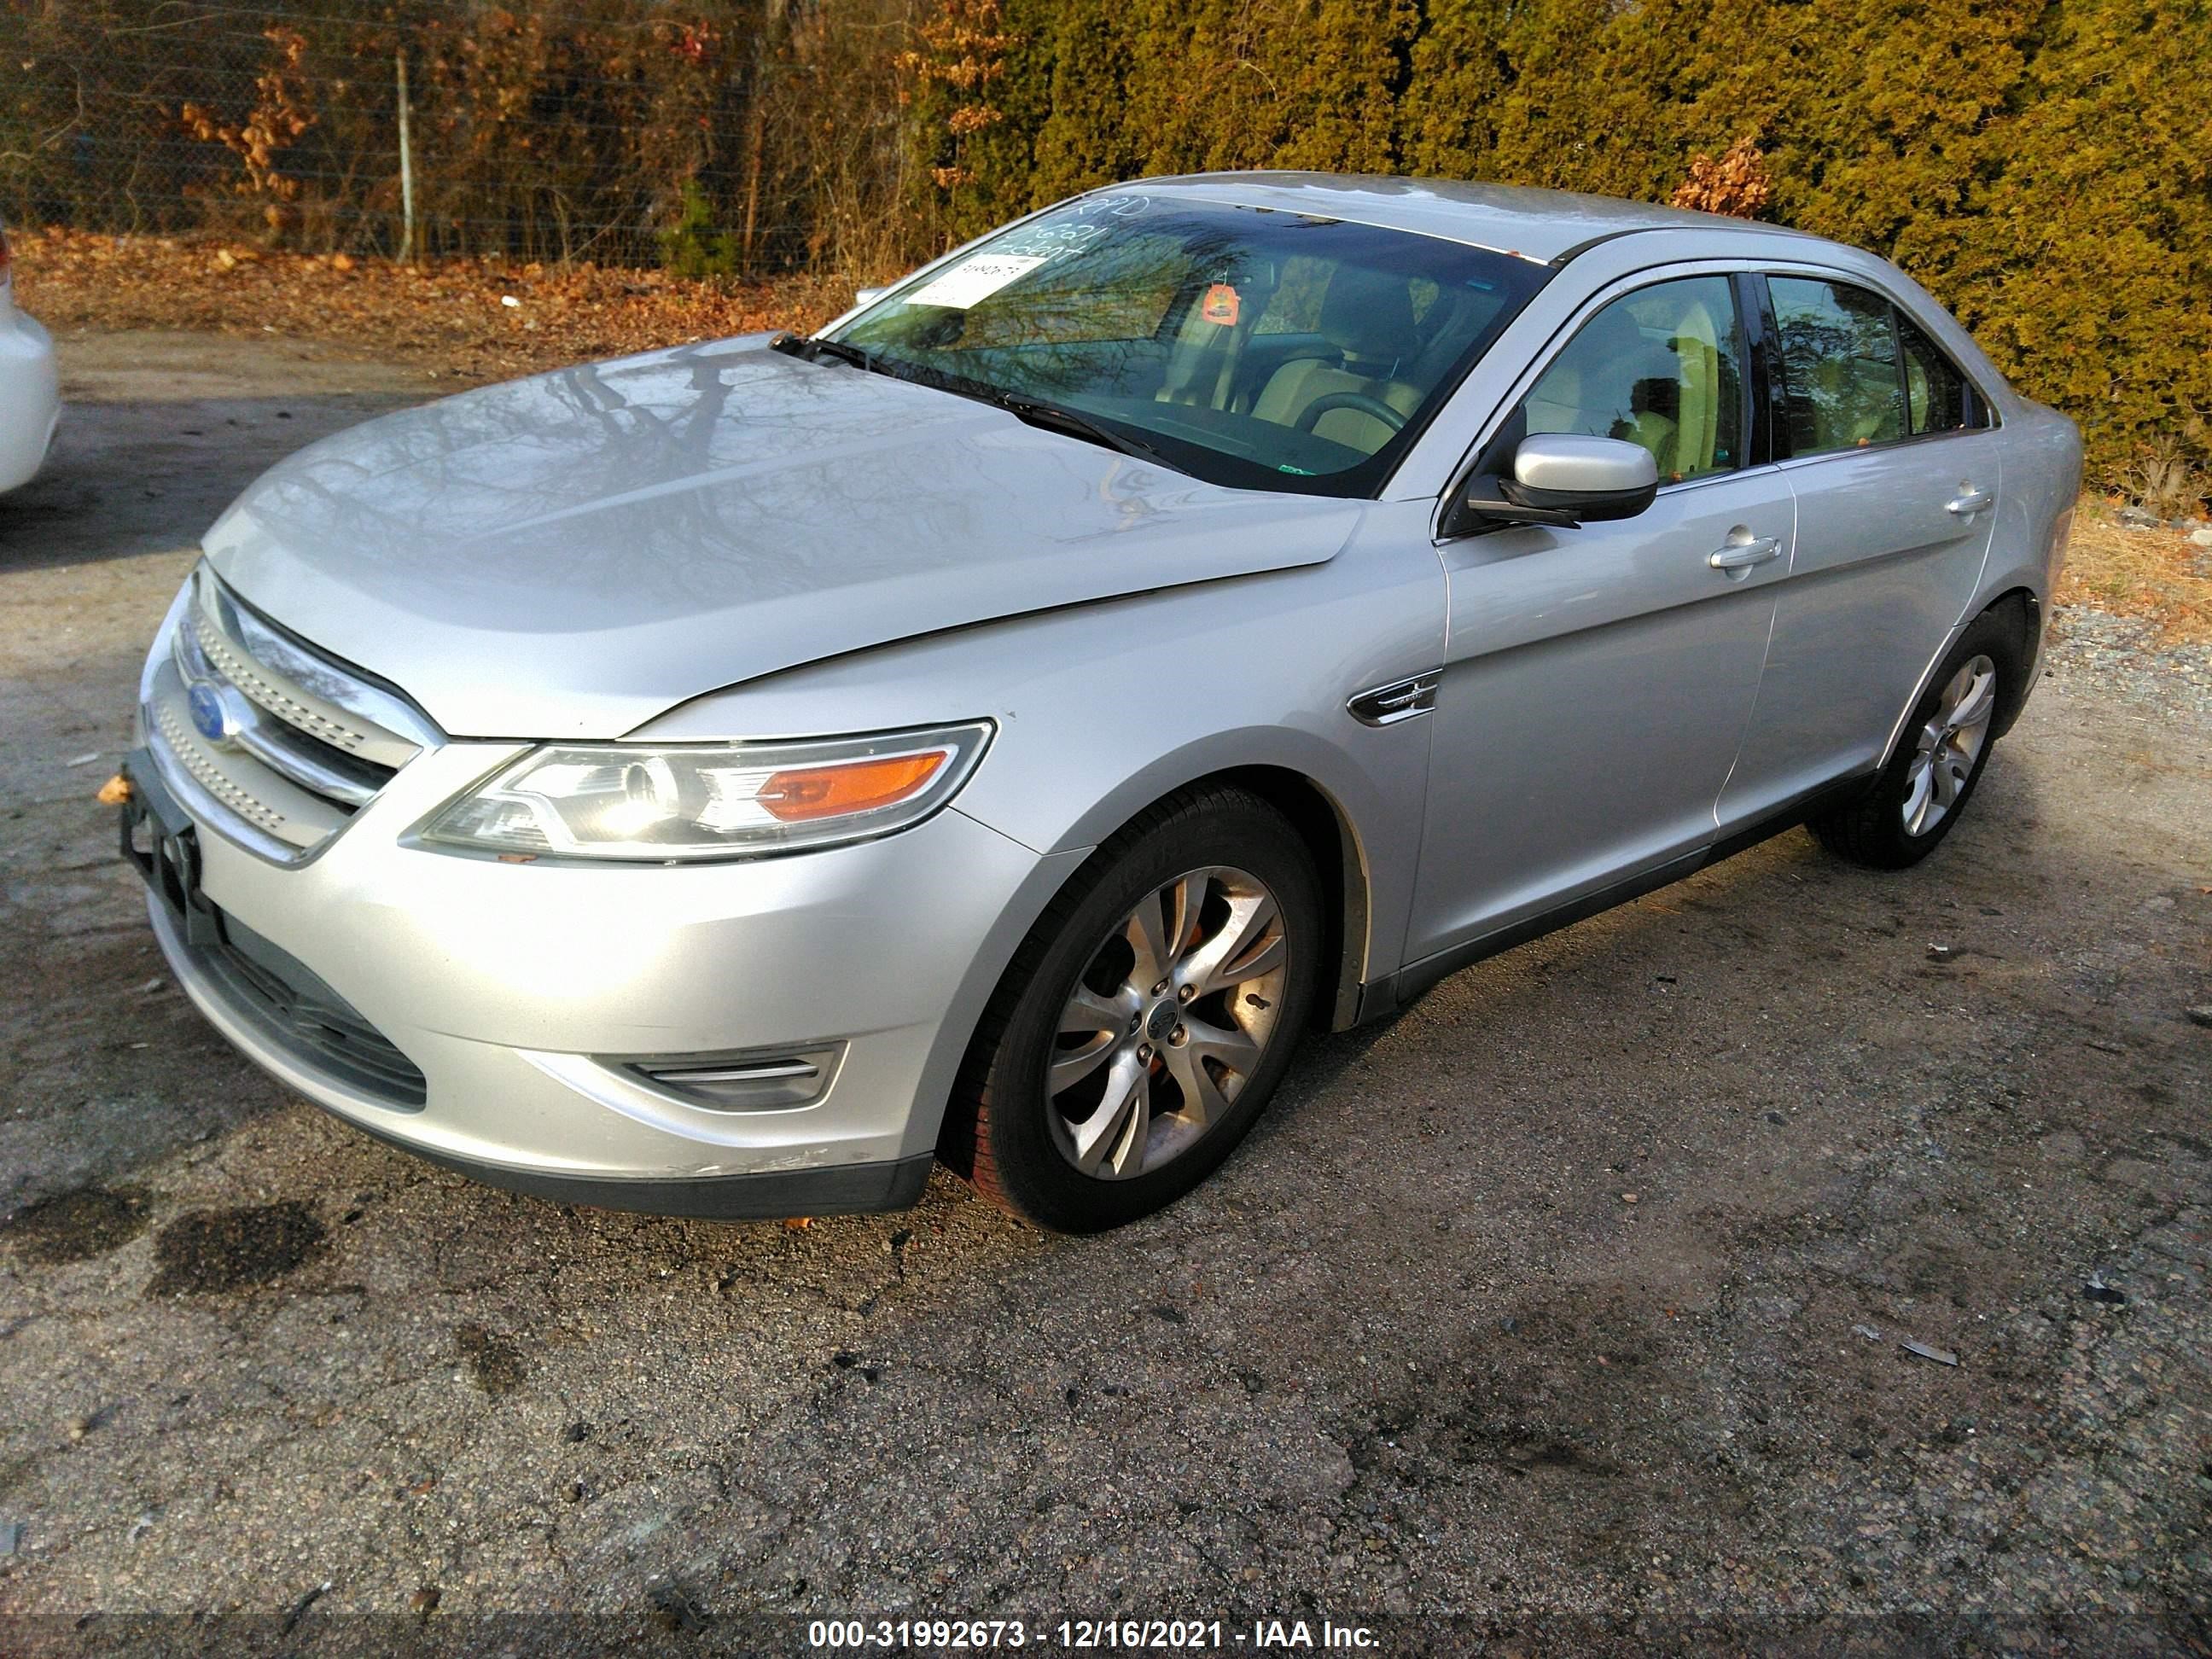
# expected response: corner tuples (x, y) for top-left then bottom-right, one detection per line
(1445, 434), (1660, 535)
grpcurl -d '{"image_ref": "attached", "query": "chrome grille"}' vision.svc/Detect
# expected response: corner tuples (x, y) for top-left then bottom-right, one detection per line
(143, 566), (440, 859)
(152, 698), (288, 835)
(189, 608), (377, 756)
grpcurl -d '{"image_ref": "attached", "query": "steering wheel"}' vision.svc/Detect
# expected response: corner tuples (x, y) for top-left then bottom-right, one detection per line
(1295, 392), (1407, 434)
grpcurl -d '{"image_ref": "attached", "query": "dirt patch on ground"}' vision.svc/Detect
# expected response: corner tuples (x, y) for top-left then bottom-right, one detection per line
(454, 1323), (527, 1399)
(0, 1186), (152, 1266)
(145, 1202), (328, 1296)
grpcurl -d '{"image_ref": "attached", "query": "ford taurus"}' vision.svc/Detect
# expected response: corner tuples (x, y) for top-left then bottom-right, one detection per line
(118, 175), (2081, 1231)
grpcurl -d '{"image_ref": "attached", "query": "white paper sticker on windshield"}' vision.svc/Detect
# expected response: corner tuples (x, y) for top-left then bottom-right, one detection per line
(904, 253), (1047, 310)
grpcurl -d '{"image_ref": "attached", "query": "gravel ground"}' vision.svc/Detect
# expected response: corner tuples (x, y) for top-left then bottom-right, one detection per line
(2046, 607), (2212, 720)
(0, 333), (2207, 1656)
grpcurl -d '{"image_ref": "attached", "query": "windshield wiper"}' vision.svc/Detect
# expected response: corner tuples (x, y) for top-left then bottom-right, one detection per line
(767, 331), (879, 374)
(771, 340), (1185, 474)
(809, 337), (878, 372)
(996, 393), (1182, 472)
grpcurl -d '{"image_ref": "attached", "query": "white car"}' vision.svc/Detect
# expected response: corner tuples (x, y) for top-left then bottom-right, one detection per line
(0, 218), (58, 492)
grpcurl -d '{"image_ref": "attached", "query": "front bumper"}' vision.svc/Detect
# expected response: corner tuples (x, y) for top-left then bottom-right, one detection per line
(126, 734), (1076, 1218)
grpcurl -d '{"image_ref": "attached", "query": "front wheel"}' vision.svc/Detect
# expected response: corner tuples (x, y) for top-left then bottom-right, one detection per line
(942, 787), (1323, 1232)
(1809, 609), (2017, 870)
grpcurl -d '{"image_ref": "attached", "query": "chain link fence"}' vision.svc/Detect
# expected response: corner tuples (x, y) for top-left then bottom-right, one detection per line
(0, 1), (920, 274)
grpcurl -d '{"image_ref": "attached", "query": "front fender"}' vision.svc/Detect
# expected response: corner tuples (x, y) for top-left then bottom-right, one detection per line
(632, 509), (1447, 1009)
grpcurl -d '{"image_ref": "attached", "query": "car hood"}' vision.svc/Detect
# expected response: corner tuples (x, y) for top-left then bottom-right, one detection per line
(202, 335), (1363, 738)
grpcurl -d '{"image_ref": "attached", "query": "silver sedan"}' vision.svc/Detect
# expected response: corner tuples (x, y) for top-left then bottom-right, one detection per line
(119, 175), (2081, 1231)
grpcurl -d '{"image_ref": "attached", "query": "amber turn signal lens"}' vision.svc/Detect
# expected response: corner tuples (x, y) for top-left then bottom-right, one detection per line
(757, 751), (947, 823)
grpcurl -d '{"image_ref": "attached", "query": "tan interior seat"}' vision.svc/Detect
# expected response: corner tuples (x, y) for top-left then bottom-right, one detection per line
(1522, 306), (1679, 474)
(1807, 353), (1905, 449)
(1253, 268), (1425, 456)
(1666, 302), (1723, 479)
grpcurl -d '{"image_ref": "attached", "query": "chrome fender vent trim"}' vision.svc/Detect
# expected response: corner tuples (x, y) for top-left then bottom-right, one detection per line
(1347, 671), (1441, 727)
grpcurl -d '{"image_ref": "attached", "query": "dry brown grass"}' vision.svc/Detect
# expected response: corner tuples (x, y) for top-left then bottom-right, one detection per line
(2056, 497), (2212, 646)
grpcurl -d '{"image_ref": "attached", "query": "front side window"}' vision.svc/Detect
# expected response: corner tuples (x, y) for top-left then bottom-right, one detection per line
(831, 196), (1550, 497)
(1769, 276), (1907, 455)
(1516, 276), (1746, 484)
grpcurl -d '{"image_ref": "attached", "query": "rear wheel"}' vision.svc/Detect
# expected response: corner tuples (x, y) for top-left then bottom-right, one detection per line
(942, 787), (1322, 1232)
(1809, 610), (2017, 870)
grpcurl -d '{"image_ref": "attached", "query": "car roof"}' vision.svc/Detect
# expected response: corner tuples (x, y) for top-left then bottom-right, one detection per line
(1126, 172), (1828, 265)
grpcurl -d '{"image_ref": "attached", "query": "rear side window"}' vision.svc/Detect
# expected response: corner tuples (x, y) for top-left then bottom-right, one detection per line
(1896, 314), (1988, 435)
(1769, 277), (1906, 455)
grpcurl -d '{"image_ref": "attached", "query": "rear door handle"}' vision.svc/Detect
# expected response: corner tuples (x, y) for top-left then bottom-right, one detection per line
(1708, 536), (1782, 573)
(1947, 490), (1994, 516)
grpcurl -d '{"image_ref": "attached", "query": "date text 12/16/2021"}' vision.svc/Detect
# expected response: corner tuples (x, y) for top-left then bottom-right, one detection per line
(806, 1618), (1381, 1650)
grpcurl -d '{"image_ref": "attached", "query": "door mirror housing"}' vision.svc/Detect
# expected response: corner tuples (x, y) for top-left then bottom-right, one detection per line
(1444, 434), (1661, 535)
(853, 285), (891, 308)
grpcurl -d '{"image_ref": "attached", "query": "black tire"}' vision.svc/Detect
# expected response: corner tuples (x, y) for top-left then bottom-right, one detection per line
(1808, 608), (2021, 870)
(940, 785), (1324, 1233)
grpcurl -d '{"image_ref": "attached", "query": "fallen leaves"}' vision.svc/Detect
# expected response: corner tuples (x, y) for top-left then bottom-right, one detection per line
(12, 228), (853, 389)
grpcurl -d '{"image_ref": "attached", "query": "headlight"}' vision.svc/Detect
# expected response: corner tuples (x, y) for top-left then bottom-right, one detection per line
(419, 722), (992, 862)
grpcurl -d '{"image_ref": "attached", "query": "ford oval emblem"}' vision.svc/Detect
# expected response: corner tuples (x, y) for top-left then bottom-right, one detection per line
(187, 683), (231, 746)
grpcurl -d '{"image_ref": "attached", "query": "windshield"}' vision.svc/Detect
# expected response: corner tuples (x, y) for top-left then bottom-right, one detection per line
(829, 194), (1551, 497)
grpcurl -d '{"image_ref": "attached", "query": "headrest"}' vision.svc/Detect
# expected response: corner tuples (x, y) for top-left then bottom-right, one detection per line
(1319, 267), (1420, 365)
(1574, 304), (1653, 368)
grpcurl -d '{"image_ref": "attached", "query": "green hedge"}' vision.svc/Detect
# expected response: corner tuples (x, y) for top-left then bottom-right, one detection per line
(916, 0), (2211, 478)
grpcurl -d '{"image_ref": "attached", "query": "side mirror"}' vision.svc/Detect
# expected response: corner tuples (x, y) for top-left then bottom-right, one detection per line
(853, 285), (891, 308)
(1445, 434), (1660, 535)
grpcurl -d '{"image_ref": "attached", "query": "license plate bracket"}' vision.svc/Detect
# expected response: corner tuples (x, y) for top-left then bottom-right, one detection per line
(119, 749), (222, 947)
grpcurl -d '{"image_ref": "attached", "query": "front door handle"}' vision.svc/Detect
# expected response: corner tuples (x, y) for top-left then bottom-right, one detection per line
(1947, 489), (1994, 517)
(1708, 535), (1782, 573)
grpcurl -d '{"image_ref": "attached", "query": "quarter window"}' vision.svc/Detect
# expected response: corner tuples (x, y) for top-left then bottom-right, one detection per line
(1896, 314), (1986, 435)
(1517, 276), (1745, 484)
(1769, 276), (1907, 455)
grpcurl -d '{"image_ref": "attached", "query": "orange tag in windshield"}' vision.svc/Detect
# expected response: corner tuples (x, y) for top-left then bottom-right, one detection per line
(1200, 282), (1241, 327)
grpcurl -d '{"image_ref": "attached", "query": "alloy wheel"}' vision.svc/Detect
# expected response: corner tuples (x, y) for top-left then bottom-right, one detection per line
(1045, 864), (1289, 1180)
(1902, 653), (1997, 836)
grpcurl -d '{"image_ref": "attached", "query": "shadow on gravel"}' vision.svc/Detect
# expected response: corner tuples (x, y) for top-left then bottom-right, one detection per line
(0, 393), (429, 574)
